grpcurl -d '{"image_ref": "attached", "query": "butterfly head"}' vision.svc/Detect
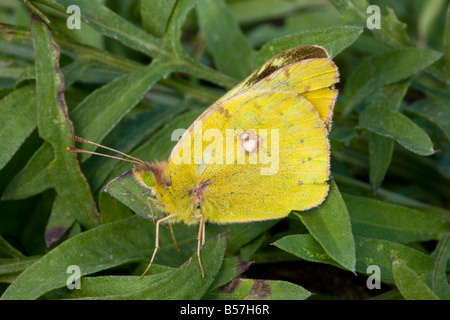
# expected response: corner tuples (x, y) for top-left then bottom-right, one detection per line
(133, 161), (171, 190)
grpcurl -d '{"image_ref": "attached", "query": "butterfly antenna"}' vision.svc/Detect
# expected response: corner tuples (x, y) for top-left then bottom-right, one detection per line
(67, 136), (146, 165)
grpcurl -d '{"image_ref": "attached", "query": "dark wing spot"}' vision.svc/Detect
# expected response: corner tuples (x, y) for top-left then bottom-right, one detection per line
(243, 45), (329, 88)
(218, 105), (231, 118)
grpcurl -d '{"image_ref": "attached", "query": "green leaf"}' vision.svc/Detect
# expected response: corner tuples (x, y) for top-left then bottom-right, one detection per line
(44, 195), (75, 248)
(71, 59), (176, 162)
(1, 215), (199, 299)
(60, 233), (228, 300)
(333, 172), (450, 221)
(417, 0), (448, 47)
(4, 60), (176, 200)
(31, 15), (100, 229)
(328, 0), (368, 24)
(0, 236), (25, 258)
(406, 96), (450, 140)
(295, 179), (356, 271)
(1, 142), (52, 201)
(368, 133), (394, 193)
(42, 0), (165, 58)
(256, 25), (363, 65)
(0, 256), (41, 284)
(103, 169), (159, 220)
(444, 4), (450, 77)
(374, 6), (414, 48)
(228, 0), (315, 25)
(344, 194), (450, 243)
(427, 233), (450, 299)
(98, 192), (133, 224)
(329, 0), (412, 48)
(367, 80), (411, 192)
(204, 278), (311, 300)
(140, 0), (177, 37)
(273, 234), (339, 267)
(208, 258), (251, 291)
(197, 0), (255, 79)
(0, 84), (36, 170)
(164, 0), (197, 46)
(274, 234), (434, 281)
(392, 257), (440, 300)
(207, 221), (278, 255)
(343, 48), (442, 115)
(359, 105), (435, 156)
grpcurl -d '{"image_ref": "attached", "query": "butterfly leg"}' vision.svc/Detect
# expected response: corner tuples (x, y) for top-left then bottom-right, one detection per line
(146, 197), (156, 223)
(147, 197), (178, 252)
(140, 213), (175, 279)
(202, 219), (206, 246)
(193, 214), (205, 278)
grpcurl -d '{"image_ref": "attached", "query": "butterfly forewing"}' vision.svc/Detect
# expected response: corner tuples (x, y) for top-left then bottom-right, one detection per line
(165, 90), (330, 223)
(162, 45), (339, 224)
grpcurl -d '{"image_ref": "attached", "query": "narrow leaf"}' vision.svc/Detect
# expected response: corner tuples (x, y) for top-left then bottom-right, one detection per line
(98, 192), (133, 224)
(368, 133), (394, 193)
(44, 195), (75, 248)
(0, 256), (41, 284)
(274, 234), (434, 281)
(0, 236), (25, 258)
(31, 15), (100, 228)
(392, 258), (439, 300)
(344, 194), (450, 243)
(428, 233), (450, 299)
(359, 105), (435, 156)
(0, 85), (36, 170)
(62, 233), (228, 300)
(406, 96), (450, 140)
(140, 0), (177, 37)
(343, 48), (442, 115)
(43, 0), (165, 58)
(367, 80), (411, 192)
(295, 179), (356, 271)
(329, 0), (412, 48)
(2, 142), (53, 201)
(205, 278), (311, 300)
(444, 4), (450, 77)
(0, 215), (197, 299)
(197, 0), (255, 79)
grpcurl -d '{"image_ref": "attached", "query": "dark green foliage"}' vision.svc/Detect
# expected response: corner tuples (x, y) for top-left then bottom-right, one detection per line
(0, 0), (448, 300)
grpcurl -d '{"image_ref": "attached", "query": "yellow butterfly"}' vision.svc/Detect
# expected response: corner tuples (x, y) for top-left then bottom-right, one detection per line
(68, 45), (339, 278)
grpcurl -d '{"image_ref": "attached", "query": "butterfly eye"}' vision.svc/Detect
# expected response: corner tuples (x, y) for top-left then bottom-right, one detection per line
(142, 171), (155, 187)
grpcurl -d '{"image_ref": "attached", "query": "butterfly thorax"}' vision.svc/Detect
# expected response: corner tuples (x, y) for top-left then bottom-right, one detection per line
(134, 161), (210, 225)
